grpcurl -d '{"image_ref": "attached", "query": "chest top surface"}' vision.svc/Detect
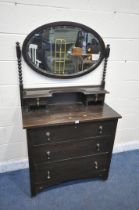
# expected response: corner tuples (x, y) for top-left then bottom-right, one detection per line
(22, 103), (121, 128)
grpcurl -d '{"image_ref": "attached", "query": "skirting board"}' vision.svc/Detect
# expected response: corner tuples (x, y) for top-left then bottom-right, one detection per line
(0, 141), (139, 173)
(0, 159), (29, 174)
(113, 140), (139, 154)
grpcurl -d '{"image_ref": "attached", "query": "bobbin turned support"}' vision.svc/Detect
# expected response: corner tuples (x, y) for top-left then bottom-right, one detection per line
(16, 42), (24, 106)
(101, 44), (110, 89)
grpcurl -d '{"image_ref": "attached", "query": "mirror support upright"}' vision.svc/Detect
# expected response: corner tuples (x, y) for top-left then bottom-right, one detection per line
(101, 44), (110, 89)
(16, 42), (24, 106)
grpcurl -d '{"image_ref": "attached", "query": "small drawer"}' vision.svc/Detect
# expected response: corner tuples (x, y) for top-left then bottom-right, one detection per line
(28, 120), (117, 146)
(31, 136), (113, 164)
(34, 154), (110, 184)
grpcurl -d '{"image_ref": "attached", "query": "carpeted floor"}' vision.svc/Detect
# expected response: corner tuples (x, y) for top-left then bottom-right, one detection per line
(0, 150), (139, 210)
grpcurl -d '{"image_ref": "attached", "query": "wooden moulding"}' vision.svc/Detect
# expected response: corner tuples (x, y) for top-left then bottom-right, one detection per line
(22, 85), (109, 112)
(23, 85), (109, 99)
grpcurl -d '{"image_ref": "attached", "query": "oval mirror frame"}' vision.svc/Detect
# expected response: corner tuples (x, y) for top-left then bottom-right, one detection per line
(22, 21), (106, 79)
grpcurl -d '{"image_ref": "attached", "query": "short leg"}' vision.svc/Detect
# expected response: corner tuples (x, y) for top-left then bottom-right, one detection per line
(30, 183), (37, 197)
(102, 172), (109, 181)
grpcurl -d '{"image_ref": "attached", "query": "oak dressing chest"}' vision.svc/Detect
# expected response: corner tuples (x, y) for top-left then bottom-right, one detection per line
(16, 21), (121, 196)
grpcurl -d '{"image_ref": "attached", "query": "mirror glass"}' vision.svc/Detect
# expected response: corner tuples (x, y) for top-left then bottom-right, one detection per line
(22, 22), (105, 78)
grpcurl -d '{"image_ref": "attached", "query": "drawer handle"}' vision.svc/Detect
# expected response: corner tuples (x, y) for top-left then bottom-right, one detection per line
(45, 151), (51, 160)
(98, 125), (103, 134)
(47, 171), (51, 180)
(94, 161), (98, 170)
(96, 143), (100, 152)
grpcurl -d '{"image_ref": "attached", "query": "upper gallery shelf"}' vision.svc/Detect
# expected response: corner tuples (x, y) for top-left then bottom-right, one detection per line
(22, 21), (106, 79)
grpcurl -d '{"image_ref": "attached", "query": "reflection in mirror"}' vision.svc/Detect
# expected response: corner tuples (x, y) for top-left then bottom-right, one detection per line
(23, 24), (105, 77)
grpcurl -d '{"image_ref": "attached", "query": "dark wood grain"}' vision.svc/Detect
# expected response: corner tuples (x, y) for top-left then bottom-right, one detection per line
(21, 86), (121, 196)
(34, 154), (110, 184)
(23, 86), (108, 110)
(23, 103), (121, 128)
(31, 136), (113, 164)
(23, 86), (109, 98)
(28, 120), (117, 145)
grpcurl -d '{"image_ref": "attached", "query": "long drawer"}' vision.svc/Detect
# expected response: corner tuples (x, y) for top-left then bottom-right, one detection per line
(34, 154), (109, 184)
(28, 120), (117, 146)
(31, 136), (113, 164)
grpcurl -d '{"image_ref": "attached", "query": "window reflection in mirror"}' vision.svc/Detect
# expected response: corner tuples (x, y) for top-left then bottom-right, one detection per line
(27, 26), (101, 76)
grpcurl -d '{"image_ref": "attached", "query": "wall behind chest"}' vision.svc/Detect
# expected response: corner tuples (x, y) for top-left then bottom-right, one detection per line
(0, 0), (139, 171)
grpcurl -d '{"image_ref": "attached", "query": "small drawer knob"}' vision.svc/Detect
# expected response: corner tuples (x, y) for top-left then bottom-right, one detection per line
(94, 161), (98, 170)
(45, 151), (51, 159)
(98, 125), (103, 134)
(39, 186), (43, 190)
(46, 131), (50, 136)
(47, 171), (51, 180)
(96, 143), (100, 152)
(45, 132), (51, 141)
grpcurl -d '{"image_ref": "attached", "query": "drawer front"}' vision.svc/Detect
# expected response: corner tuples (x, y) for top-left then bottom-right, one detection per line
(31, 136), (113, 164)
(34, 154), (109, 184)
(28, 120), (117, 146)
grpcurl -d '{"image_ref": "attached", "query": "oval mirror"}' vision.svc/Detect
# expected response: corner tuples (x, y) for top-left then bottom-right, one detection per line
(22, 22), (106, 78)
